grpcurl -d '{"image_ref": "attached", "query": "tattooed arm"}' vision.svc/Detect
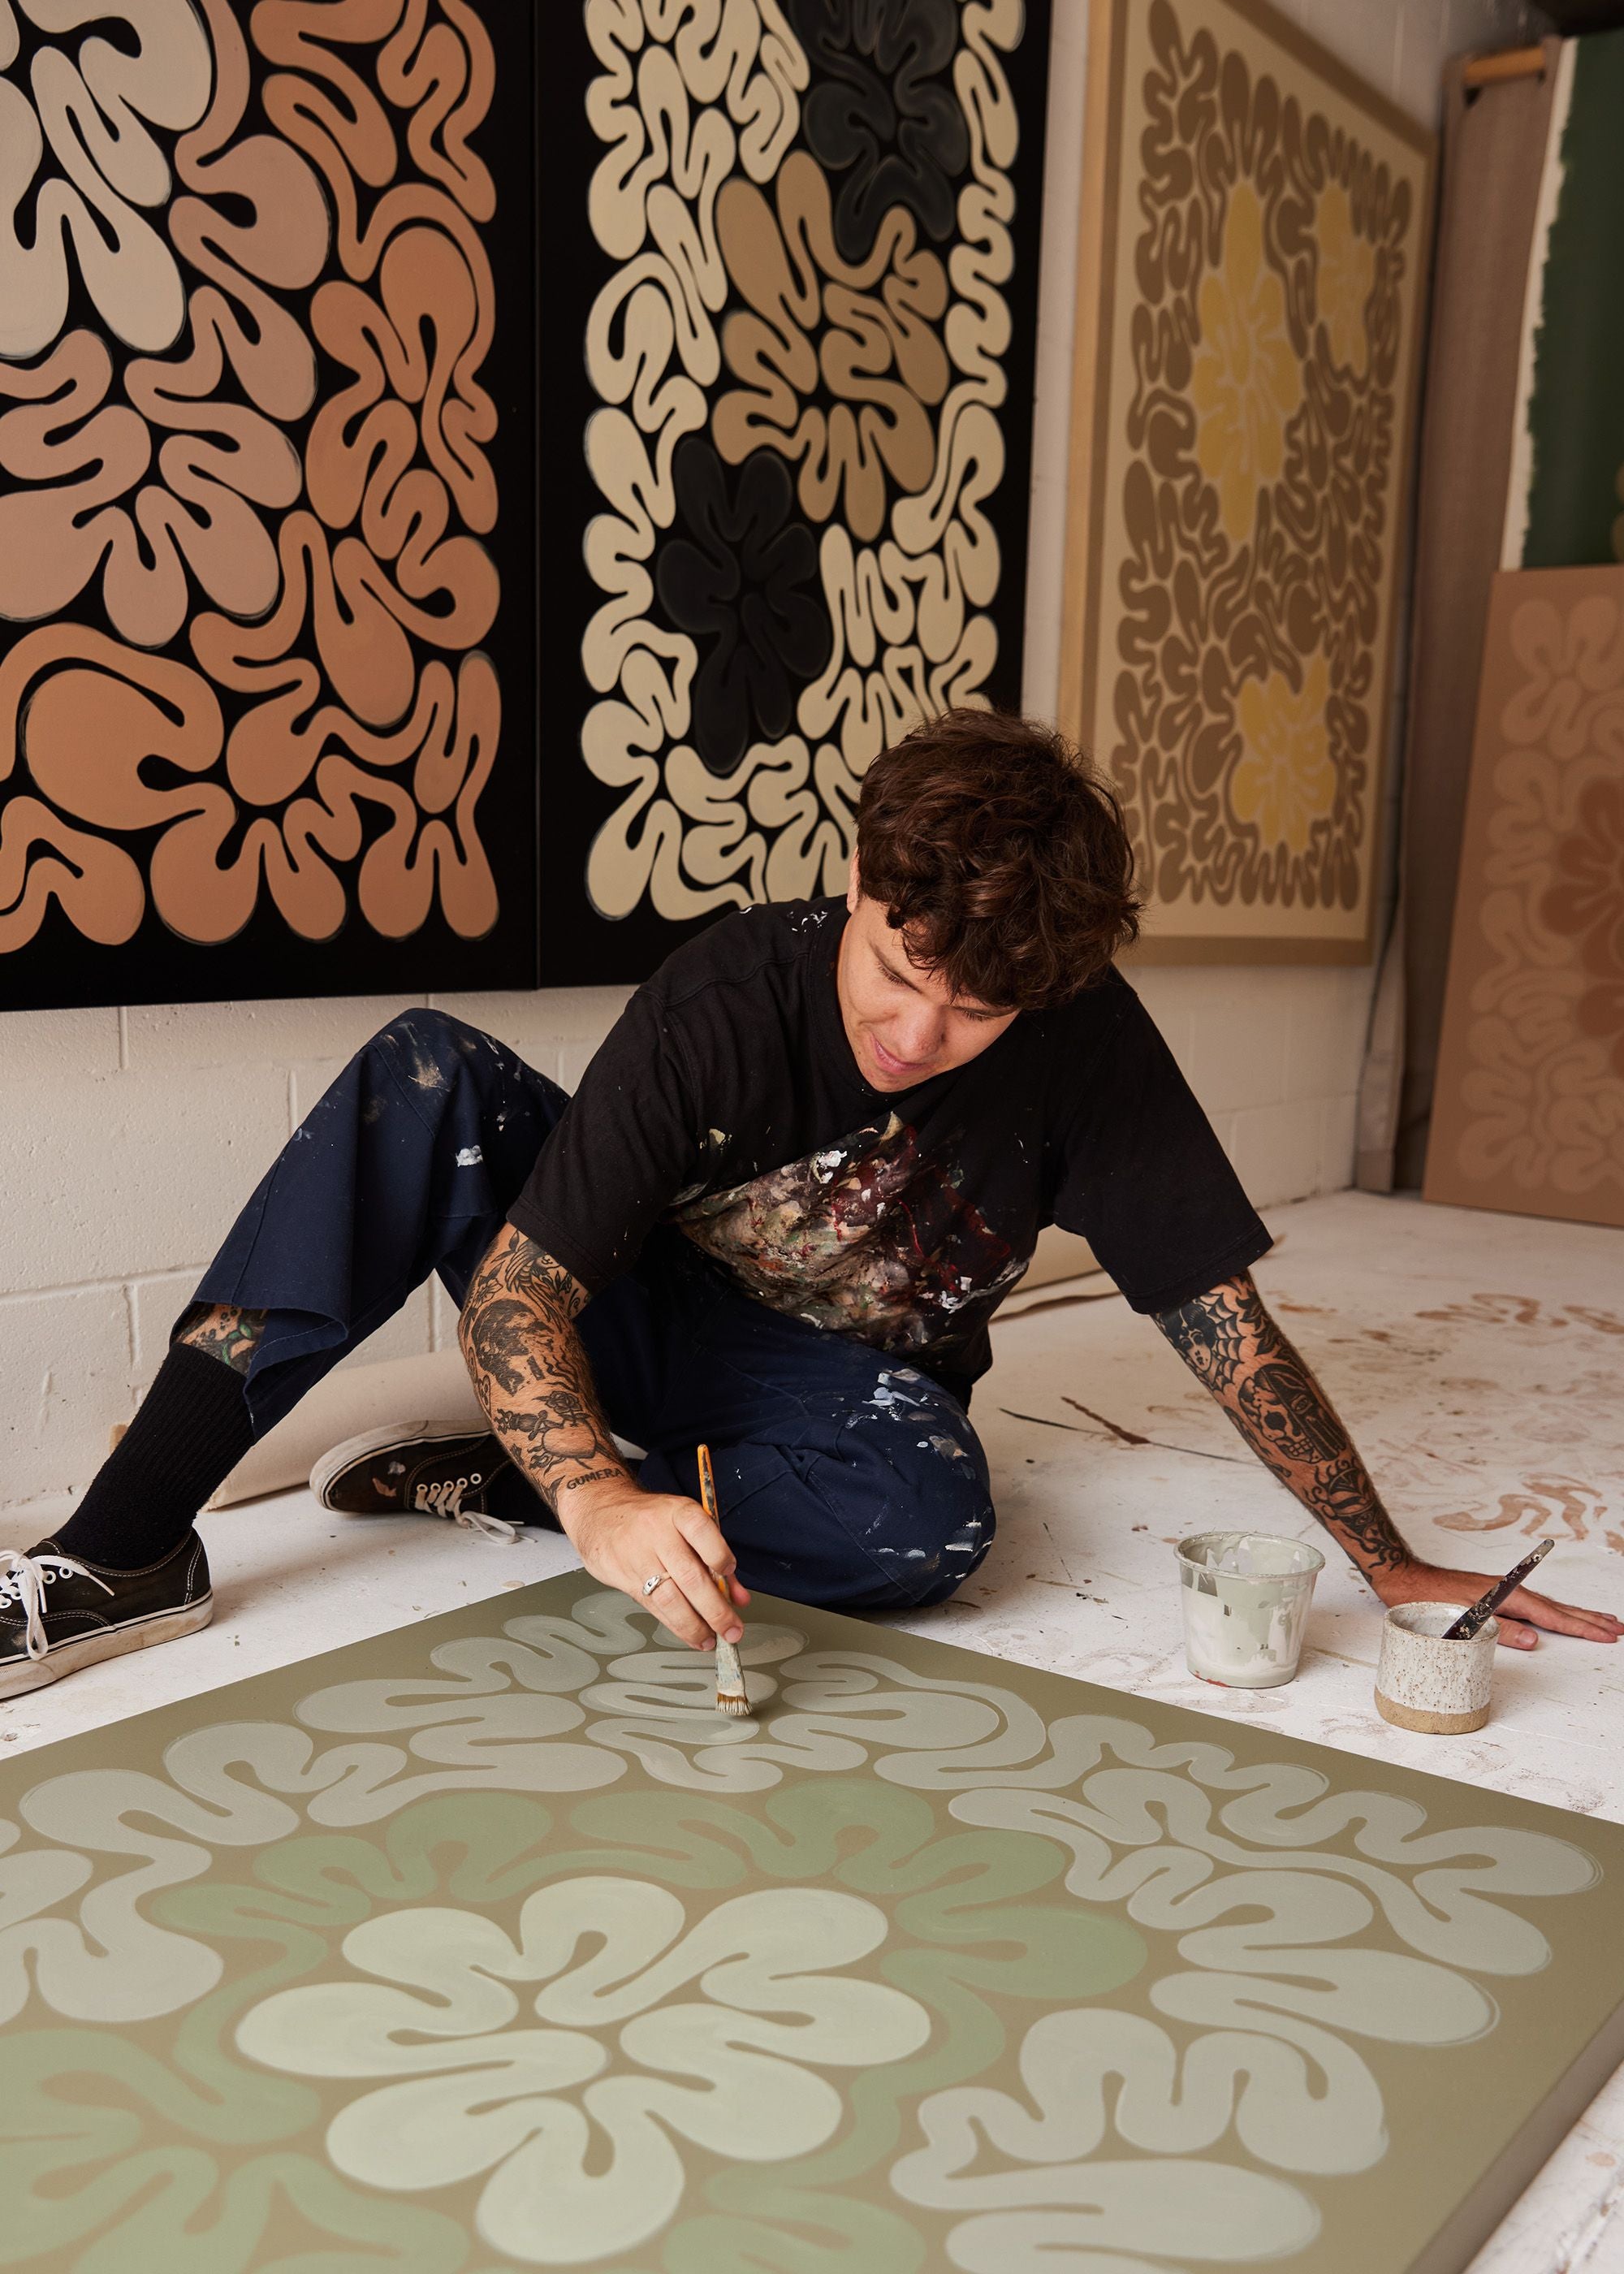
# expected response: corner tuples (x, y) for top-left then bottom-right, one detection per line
(1153, 1273), (1623, 1649)
(457, 1223), (746, 1651)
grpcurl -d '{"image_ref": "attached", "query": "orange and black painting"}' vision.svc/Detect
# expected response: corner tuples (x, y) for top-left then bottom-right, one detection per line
(0, 0), (537, 1010)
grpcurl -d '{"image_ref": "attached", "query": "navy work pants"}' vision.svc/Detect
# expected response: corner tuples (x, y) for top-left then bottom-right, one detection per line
(192, 1009), (995, 1610)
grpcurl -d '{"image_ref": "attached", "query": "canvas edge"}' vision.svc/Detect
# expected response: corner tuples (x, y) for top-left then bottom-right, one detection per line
(1056, 0), (1123, 761)
(1407, 1999), (1624, 2274)
(1224, 0), (1434, 154)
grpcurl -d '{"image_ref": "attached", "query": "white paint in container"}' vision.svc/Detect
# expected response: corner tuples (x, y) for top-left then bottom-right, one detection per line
(1376, 1602), (1499, 1733)
(1176, 1530), (1324, 1688)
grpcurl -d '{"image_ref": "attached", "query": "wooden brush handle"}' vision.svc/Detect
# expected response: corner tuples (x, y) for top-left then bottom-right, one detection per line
(697, 1443), (737, 1615)
(697, 1442), (747, 1708)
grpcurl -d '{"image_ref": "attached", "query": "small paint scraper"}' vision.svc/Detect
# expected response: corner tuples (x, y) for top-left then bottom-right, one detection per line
(1441, 1538), (1555, 1642)
(697, 1442), (749, 1716)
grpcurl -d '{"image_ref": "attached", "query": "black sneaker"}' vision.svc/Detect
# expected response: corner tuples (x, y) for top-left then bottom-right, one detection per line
(0, 1533), (213, 1699)
(310, 1425), (547, 1540)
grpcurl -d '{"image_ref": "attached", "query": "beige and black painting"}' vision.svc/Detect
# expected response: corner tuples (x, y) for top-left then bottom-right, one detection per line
(1062, 0), (1432, 962)
(547, 0), (1052, 983)
(2, 1571), (1622, 2272)
(1427, 565), (1624, 1230)
(0, 0), (537, 1010)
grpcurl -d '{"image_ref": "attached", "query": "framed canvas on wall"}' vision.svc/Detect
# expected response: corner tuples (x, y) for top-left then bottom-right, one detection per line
(539, 0), (1053, 985)
(0, 0), (538, 1012)
(1060, 0), (1434, 964)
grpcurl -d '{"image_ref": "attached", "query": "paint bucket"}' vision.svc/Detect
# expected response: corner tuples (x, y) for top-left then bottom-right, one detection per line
(1375, 1602), (1498, 1734)
(1176, 1531), (1324, 1688)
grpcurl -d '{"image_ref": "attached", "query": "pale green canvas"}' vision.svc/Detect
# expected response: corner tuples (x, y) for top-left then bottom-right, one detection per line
(3, 1573), (1622, 2273)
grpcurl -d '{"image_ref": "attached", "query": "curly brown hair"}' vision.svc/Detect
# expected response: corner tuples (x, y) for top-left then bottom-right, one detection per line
(854, 708), (1141, 1010)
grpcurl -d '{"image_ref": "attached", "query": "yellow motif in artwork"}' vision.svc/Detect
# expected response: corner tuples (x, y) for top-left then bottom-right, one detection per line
(1232, 653), (1337, 856)
(1189, 181), (1303, 547)
(1315, 184), (1376, 371)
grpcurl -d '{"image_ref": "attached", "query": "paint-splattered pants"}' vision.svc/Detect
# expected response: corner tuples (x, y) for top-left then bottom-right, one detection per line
(193, 1009), (995, 1610)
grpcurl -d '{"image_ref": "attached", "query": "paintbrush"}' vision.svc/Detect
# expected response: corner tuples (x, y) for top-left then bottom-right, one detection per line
(1441, 1538), (1556, 1642)
(697, 1442), (749, 1716)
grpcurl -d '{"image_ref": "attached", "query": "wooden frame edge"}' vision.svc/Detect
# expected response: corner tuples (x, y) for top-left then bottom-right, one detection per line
(1056, 0), (1122, 753)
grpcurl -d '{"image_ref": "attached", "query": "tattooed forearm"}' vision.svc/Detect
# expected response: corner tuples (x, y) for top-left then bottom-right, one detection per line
(179, 1303), (266, 1377)
(1154, 1274), (1410, 1575)
(459, 1223), (628, 1515)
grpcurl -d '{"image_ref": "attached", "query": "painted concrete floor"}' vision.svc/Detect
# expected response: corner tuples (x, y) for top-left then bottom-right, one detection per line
(6, 1190), (1623, 2272)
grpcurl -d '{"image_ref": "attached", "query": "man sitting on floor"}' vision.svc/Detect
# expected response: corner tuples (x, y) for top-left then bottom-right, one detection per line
(4, 710), (1618, 1693)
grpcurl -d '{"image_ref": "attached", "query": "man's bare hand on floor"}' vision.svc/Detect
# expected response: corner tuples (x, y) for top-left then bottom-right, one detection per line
(1368, 1558), (1624, 1651)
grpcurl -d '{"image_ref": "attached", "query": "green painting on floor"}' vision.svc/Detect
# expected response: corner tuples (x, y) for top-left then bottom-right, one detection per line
(2, 1574), (1622, 2273)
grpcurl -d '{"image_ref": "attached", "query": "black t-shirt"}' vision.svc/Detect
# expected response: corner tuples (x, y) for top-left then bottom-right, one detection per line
(509, 897), (1270, 1395)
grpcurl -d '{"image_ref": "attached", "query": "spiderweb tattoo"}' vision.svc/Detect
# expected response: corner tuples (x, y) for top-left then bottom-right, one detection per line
(1155, 1274), (1409, 1575)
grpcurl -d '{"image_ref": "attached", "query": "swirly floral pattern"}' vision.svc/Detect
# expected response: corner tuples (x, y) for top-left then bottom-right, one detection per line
(1428, 573), (1624, 1226)
(788, 0), (969, 259)
(0, 0), (530, 1003)
(1071, 0), (1431, 958)
(238, 1879), (931, 2264)
(0, 1575), (1614, 2271)
(573, 0), (1039, 941)
(654, 440), (831, 774)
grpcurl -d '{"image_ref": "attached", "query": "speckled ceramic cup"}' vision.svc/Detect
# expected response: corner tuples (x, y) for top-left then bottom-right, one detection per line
(1375, 1602), (1499, 1734)
(1176, 1531), (1324, 1688)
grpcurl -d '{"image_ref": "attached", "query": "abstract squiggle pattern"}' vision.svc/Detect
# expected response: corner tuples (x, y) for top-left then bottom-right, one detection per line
(0, 0), (509, 967)
(1073, 0), (1431, 959)
(0, 1583), (1607, 2269)
(579, 0), (1030, 925)
(239, 1879), (931, 2265)
(1427, 577), (1624, 1224)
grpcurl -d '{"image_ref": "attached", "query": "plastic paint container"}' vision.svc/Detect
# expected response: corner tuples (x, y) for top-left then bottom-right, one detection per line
(1176, 1530), (1325, 1689)
(1375, 1602), (1499, 1734)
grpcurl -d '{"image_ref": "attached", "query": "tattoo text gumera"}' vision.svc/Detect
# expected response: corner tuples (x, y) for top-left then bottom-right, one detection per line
(457, 1226), (628, 1515)
(1155, 1274), (1409, 1575)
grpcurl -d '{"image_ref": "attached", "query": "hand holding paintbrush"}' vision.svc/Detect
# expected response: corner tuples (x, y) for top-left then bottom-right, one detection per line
(697, 1443), (749, 1716)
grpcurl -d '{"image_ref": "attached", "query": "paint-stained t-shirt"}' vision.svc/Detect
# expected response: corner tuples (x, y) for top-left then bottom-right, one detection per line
(508, 897), (1270, 1396)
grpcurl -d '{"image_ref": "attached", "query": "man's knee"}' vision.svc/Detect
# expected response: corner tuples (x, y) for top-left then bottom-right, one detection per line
(365, 1008), (495, 1098)
(834, 1379), (996, 1606)
(866, 1454), (996, 1605)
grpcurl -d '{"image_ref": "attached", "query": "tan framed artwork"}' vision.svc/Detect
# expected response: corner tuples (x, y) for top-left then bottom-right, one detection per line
(1425, 565), (1624, 1230)
(1060, 0), (1435, 963)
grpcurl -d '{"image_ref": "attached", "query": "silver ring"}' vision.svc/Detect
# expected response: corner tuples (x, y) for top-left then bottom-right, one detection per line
(641, 1571), (672, 1597)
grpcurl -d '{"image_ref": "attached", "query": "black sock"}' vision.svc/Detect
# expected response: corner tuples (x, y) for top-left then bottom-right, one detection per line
(54, 1342), (254, 1571)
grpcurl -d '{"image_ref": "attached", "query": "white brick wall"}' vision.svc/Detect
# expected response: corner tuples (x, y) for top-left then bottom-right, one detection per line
(0, 0), (1544, 1513)
(0, 987), (632, 1510)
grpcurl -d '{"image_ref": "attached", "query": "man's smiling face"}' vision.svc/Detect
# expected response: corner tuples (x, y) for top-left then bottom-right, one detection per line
(836, 871), (1019, 1092)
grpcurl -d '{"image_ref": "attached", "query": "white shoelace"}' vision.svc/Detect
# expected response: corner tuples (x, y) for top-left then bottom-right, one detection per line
(0, 1547), (114, 1661)
(413, 1474), (517, 1543)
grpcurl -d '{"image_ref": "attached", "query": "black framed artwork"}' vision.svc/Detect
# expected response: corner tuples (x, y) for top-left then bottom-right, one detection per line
(0, 0), (538, 1012)
(540, 0), (1053, 984)
(1, 2), (1052, 1009)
